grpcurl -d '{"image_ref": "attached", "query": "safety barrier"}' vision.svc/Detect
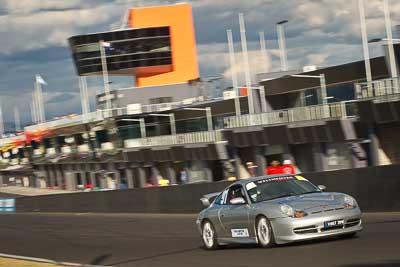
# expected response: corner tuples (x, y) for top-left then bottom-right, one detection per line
(15, 164), (400, 213)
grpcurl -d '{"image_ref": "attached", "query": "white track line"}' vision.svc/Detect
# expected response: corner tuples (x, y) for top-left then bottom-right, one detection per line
(0, 253), (108, 266)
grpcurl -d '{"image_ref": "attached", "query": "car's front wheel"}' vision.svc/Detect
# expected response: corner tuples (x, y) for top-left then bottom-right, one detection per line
(202, 220), (219, 250)
(256, 216), (275, 248)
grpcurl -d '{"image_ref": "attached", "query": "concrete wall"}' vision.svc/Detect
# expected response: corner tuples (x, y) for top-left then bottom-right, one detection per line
(16, 164), (400, 213)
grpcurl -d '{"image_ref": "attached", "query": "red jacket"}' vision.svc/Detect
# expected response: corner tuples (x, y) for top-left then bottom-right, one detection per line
(281, 164), (295, 174)
(266, 166), (281, 175)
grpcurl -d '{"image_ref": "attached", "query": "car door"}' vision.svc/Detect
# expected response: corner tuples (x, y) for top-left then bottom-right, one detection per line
(218, 185), (251, 239)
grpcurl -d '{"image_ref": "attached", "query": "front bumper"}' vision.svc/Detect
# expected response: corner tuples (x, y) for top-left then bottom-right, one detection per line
(271, 208), (362, 244)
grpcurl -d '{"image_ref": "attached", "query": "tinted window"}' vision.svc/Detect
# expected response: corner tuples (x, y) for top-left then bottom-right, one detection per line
(246, 176), (320, 203)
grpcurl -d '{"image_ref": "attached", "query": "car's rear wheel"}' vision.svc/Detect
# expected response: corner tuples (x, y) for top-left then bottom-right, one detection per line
(202, 220), (219, 250)
(256, 216), (275, 248)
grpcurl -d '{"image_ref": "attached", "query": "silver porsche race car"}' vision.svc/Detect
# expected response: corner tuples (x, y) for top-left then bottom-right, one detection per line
(196, 174), (362, 249)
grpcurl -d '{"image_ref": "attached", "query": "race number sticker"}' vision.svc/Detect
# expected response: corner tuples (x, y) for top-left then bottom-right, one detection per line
(295, 175), (308, 181)
(231, 229), (249, 238)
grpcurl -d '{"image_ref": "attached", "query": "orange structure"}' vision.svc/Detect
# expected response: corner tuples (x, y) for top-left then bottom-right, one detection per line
(129, 4), (199, 87)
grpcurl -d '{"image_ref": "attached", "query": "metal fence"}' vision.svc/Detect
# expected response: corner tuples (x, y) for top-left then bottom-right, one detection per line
(223, 102), (356, 129)
(25, 110), (110, 132)
(124, 130), (223, 148)
(355, 77), (400, 99)
(24, 96), (207, 132)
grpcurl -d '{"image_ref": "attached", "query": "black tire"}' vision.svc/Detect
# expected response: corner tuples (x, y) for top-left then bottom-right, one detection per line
(256, 216), (276, 248)
(202, 220), (219, 250)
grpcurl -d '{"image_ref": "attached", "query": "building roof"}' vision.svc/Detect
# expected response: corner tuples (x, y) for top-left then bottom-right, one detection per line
(259, 57), (390, 96)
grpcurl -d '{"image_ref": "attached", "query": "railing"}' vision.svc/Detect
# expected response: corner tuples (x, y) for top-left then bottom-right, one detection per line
(224, 102), (356, 129)
(25, 110), (108, 132)
(124, 130), (223, 148)
(24, 96), (208, 132)
(0, 134), (25, 146)
(355, 77), (400, 100)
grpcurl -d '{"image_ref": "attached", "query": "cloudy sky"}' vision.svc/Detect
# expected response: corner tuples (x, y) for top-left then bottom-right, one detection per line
(0, 0), (399, 124)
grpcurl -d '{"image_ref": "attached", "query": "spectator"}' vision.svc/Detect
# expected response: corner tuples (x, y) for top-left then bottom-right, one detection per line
(86, 183), (93, 190)
(246, 162), (257, 177)
(266, 160), (281, 175)
(180, 169), (188, 184)
(281, 160), (295, 174)
(119, 181), (128, 189)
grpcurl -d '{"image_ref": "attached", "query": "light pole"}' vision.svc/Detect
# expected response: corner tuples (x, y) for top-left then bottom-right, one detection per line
(259, 31), (269, 73)
(369, 38), (400, 78)
(235, 86), (268, 113)
(291, 74), (328, 105)
(226, 29), (241, 116)
(238, 13), (254, 114)
(149, 113), (176, 135)
(383, 0), (398, 79)
(121, 118), (146, 138)
(79, 76), (90, 123)
(14, 107), (21, 132)
(276, 20), (289, 71)
(0, 101), (4, 137)
(35, 75), (47, 123)
(183, 107), (213, 131)
(99, 40), (112, 114)
(358, 0), (373, 84)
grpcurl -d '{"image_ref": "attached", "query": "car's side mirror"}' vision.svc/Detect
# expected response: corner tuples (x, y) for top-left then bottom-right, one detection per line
(230, 197), (246, 205)
(318, 185), (327, 191)
(200, 197), (210, 207)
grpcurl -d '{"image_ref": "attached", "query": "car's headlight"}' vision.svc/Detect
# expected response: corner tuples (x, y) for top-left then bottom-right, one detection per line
(280, 204), (307, 218)
(343, 195), (358, 209)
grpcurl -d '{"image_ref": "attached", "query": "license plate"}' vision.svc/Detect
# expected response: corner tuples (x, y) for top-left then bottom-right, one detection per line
(324, 219), (344, 229)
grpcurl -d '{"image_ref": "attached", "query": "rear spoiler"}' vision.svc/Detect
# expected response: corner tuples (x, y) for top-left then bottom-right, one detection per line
(200, 192), (220, 207)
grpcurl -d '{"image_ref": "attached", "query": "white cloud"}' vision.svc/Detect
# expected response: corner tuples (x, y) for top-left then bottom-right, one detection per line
(2, 0), (86, 14)
(0, 2), (126, 54)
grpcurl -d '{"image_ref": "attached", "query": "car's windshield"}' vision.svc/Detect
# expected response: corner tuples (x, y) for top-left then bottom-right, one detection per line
(245, 176), (320, 203)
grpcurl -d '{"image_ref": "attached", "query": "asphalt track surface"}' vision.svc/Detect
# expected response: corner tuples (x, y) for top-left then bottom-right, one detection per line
(0, 192), (21, 198)
(0, 213), (399, 267)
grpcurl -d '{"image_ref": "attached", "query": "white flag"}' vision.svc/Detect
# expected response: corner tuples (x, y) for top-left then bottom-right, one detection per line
(36, 75), (47, 85)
